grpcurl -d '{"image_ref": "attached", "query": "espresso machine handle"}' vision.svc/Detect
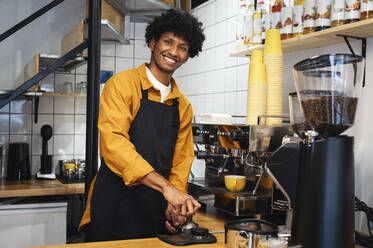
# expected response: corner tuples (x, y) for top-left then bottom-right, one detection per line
(195, 151), (229, 160)
(257, 114), (290, 126)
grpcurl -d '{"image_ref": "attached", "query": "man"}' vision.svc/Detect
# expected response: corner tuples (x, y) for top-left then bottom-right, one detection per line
(79, 9), (205, 242)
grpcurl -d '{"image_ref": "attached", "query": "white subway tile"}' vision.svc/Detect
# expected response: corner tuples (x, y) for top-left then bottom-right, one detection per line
(134, 58), (147, 68)
(10, 100), (32, 114)
(54, 97), (74, 114)
(100, 56), (115, 71)
(32, 114), (53, 135)
(204, 1), (215, 27)
(101, 41), (115, 56)
(38, 96), (54, 114)
(224, 92), (236, 115)
(10, 114), (32, 134)
(204, 26), (216, 50)
(75, 115), (86, 135)
(0, 114), (9, 134)
(135, 22), (148, 40)
(225, 42), (237, 67)
(214, 93), (225, 113)
(31, 135), (53, 156)
(215, 69), (225, 92)
(215, 21), (227, 46)
(76, 63), (87, 74)
(129, 22), (135, 39)
(225, 17), (236, 43)
(226, 0), (239, 19)
(236, 91), (247, 116)
(135, 40), (151, 59)
(53, 135), (74, 155)
(215, 0), (227, 23)
(181, 77), (190, 95)
(116, 57), (133, 74)
(74, 135), (86, 155)
(237, 56), (250, 65)
(205, 94), (214, 113)
(205, 48), (216, 71)
(116, 42), (134, 58)
(31, 156), (40, 175)
(224, 67), (237, 92)
(75, 97), (86, 115)
(237, 64), (249, 91)
(215, 46), (226, 69)
(9, 134), (31, 144)
(54, 115), (74, 134)
(205, 72), (215, 94)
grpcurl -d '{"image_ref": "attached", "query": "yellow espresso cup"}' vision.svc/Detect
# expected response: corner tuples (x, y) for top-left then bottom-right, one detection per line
(224, 175), (246, 192)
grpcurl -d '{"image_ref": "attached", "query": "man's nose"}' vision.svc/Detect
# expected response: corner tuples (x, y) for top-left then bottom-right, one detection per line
(168, 45), (178, 56)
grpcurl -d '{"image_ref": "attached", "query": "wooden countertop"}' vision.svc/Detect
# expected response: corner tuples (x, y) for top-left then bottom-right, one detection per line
(0, 177), (84, 198)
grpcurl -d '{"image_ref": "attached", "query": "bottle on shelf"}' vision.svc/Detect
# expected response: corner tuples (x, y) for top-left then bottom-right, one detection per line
(260, 0), (272, 44)
(236, 0), (249, 50)
(293, 0), (304, 37)
(361, 0), (373, 20)
(331, 0), (345, 27)
(271, 0), (283, 30)
(245, 0), (255, 47)
(281, 0), (293, 39)
(304, 0), (317, 34)
(345, 0), (361, 23)
(253, 10), (263, 45)
(315, 0), (332, 31)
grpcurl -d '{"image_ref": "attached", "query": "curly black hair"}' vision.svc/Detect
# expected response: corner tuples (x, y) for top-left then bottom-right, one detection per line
(145, 9), (205, 58)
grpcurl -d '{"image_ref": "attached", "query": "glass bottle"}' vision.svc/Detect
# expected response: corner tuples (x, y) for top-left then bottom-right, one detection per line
(281, 0), (293, 39)
(315, 0), (332, 31)
(252, 10), (262, 45)
(361, 0), (373, 20)
(345, 0), (361, 23)
(304, 0), (317, 34)
(331, 0), (345, 27)
(293, 0), (304, 37)
(236, 0), (247, 50)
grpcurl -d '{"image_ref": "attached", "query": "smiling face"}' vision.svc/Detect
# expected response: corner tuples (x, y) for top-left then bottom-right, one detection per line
(149, 32), (189, 78)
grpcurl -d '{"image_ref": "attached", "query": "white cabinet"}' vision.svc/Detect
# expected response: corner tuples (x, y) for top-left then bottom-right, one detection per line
(0, 202), (67, 248)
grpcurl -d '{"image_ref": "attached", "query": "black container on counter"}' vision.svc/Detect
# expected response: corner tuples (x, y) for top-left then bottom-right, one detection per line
(7, 143), (31, 181)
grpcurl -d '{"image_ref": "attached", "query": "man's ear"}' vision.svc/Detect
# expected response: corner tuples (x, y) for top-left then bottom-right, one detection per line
(149, 39), (155, 52)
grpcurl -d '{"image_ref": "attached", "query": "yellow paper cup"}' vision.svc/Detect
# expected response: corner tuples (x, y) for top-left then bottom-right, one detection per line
(250, 50), (263, 64)
(264, 29), (282, 54)
(224, 175), (246, 192)
(248, 63), (266, 83)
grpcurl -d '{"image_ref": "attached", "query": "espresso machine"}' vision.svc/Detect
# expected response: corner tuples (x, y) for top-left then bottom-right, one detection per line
(266, 54), (364, 248)
(189, 121), (293, 217)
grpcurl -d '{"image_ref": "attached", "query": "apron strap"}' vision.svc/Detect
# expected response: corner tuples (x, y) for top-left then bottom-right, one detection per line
(141, 89), (148, 100)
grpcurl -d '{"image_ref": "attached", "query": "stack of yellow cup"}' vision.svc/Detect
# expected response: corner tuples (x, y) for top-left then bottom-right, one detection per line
(246, 50), (266, 125)
(263, 29), (283, 126)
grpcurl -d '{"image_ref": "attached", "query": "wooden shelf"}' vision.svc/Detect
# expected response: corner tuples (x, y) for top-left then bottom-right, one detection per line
(42, 92), (87, 97)
(230, 18), (373, 57)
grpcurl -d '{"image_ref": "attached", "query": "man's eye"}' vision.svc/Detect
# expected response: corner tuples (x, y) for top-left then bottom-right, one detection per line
(180, 47), (187, 51)
(165, 40), (172, 45)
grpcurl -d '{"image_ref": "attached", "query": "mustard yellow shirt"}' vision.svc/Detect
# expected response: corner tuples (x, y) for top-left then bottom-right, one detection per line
(79, 63), (195, 232)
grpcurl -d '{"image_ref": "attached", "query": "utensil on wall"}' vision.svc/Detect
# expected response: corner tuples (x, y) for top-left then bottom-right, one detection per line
(36, 125), (56, 180)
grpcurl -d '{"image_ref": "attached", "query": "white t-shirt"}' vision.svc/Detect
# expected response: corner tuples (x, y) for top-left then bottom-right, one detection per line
(146, 67), (171, 103)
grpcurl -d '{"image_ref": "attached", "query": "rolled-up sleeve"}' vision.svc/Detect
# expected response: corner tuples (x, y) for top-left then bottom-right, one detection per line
(98, 76), (154, 186)
(169, 102), (195, 193)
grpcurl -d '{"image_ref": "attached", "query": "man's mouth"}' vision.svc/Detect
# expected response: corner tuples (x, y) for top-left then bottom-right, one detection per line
(163, 54), (177, 64)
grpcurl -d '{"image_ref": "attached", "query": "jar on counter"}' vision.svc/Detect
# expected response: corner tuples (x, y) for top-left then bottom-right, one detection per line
(331, 0), (345, 27)
(361, 0), (373, 20)
(304, 0), (316, 34)
(315, 0), (332, 31)
(281, 0), (293, 39)
(345, 0), (361, 23)
(293, 0), (304, 37)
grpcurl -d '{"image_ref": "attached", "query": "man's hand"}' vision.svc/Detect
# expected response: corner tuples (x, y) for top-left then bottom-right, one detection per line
(165, 203), (186, 233)
(162, 183), (201, 217)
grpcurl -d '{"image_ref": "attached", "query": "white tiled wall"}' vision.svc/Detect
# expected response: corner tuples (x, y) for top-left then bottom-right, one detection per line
(0, 20), (150, 177)
(175, 0), (373, 233)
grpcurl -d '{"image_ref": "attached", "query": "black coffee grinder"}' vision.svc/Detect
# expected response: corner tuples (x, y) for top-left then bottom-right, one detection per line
(36, 125), (55, 180)
(289, 54), (364, 248)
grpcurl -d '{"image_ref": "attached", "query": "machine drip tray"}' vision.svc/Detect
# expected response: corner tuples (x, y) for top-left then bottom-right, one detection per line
(188, 178), (272, 216)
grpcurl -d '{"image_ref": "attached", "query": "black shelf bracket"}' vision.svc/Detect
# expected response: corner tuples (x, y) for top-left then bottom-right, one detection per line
(0, 41), (88, 110)
(336, 34), (367, 87)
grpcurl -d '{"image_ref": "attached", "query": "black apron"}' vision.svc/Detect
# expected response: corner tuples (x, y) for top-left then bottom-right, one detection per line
(89, 89), (180, 242)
